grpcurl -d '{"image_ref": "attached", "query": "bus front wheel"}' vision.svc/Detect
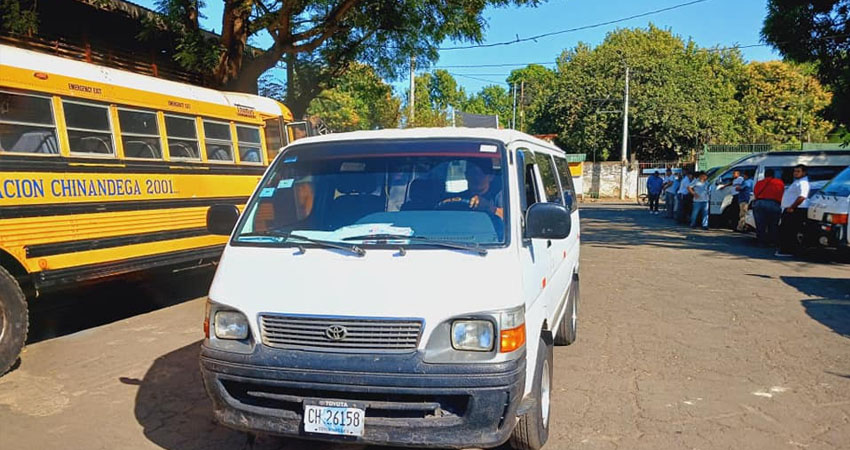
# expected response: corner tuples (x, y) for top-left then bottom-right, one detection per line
(0, 266), (27, 376)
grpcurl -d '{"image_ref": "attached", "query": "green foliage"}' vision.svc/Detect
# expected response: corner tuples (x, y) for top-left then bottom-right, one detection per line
(306, 63), (401, 132)
(402, 70), (467, 127)
(462, 85), (512, 126)
(739, 61), (834, 144)
(762, 0), (850, 140)
(141, 0), (221, 73)
(0, 0), (37, 35)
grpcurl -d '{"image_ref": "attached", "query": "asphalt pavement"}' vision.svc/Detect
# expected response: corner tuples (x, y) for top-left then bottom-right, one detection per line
(1, 204), (848, 450)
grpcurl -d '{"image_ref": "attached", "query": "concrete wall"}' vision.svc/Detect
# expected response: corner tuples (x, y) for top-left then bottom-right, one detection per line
(582, 161), (640, 198)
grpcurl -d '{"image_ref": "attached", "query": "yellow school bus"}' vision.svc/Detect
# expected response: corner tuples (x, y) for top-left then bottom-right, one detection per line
(0, 43), (297, 373)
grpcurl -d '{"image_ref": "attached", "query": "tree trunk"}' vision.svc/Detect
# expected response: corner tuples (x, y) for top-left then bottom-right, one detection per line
(215, 0), (252, 91)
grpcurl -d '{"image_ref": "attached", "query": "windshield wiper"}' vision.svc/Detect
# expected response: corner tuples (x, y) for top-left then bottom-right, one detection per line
(237, 231), (365, 256)
(342, 233), (487, 256)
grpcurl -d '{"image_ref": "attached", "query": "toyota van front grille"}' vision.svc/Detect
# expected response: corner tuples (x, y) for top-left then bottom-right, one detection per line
(259, 315), (423, 353)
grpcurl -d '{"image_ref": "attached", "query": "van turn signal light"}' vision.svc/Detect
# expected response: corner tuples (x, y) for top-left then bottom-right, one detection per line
(500, 323), (526, 353)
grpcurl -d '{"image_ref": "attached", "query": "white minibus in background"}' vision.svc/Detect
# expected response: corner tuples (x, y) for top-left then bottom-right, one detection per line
(805, 165), (850, 252)
(708, 151), (850, 227)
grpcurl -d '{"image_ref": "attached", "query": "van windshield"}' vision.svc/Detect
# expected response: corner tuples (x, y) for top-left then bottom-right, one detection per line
(233, 139), (509, 248)
(819, 166), (850, 197)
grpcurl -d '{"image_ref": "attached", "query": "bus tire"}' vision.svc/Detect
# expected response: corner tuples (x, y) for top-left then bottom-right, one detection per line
(0, 266), (27, 376)
(510, 333), (553, 450)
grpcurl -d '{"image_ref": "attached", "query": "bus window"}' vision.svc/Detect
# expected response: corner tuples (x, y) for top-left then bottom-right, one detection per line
(203, 120), (234, 162)
(0, 90), (59, 155)
(118, 108), (162, 159)
(164, 114), (200, 160)
(286, 121), (309, 142)
(263, 117), (284, 162)
(63, 100), (114, 156)
(236, 125), (262, 164)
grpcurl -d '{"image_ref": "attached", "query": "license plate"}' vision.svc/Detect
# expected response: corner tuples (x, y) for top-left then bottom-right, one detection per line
(303, 401), (365, 437)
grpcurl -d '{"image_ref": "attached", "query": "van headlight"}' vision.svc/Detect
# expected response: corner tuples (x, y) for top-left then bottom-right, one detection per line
(214, 310), (249, 340)
(451, 320), (495, 351)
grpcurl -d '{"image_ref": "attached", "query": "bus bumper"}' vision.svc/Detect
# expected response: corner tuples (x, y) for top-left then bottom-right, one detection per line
(199, 344), (526, 449)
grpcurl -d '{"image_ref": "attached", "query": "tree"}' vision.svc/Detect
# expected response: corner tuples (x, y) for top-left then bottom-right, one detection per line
(0, 0), (37, 35)
(461, 85), (512, 126)
(533, 25), (747, 161)
(506, 64), (555, 132)
(402, 70), (466, 127)
(305, 63), (401, 131)
(739, 61), (834, 144)
(762, 0), (849, 138)
(148, 0), (540, 118)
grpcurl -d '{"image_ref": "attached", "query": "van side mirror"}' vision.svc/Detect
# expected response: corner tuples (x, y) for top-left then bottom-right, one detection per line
(207, 204), (240, 236)
(525, 203), (572, 240)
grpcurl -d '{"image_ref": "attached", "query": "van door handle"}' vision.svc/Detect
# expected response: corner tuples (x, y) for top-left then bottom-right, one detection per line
(547, 240), (552, 248)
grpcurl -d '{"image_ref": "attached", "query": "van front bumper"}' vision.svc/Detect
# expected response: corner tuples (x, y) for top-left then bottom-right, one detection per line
(199, 344), (526, 449)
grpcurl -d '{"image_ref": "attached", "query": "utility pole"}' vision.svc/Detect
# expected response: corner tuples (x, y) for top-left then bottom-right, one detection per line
(408, 56), (415, 127)
(619, 65), (629, 200)
(511, 83), (517, 129)
(519, 81), (525, 132)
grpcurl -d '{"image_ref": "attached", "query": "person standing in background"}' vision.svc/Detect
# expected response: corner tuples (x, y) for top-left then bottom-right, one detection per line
(663, 169), (679, 218)
(776, 164), (810, 257)
(677, 171), (694, 224)
(752, 169), (785, 245)
(688, 171), (710, 230)
(646, 171), (664, 214)
(735, 172), (754, 232)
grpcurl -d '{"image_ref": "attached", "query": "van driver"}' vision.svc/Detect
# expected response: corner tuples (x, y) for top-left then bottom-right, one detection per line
(438, 159), (504, 219)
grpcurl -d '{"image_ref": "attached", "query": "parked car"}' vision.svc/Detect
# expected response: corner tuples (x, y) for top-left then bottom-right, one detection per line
(708, 151), (850, 228)
(804, 165), (850, 251)
(199, 128), (581, 450)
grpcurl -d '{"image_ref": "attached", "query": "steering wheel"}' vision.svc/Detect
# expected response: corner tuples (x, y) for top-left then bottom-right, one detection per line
(435, 196), (475, 211)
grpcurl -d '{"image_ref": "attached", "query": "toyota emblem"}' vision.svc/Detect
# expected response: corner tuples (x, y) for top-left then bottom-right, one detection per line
(325, 325), (348, 341)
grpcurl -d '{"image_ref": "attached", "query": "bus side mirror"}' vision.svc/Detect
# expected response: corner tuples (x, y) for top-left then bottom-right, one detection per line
(525, 203), (572, 240)
(207, 204), (240, 236)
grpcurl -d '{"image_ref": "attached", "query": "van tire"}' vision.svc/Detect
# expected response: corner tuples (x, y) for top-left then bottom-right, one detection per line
(510, 333), (553, 450)
(554, 278), (578, 346)
(0, 266), (27, 376)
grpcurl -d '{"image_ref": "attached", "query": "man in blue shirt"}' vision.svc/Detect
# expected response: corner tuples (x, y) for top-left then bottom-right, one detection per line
(646, 171), (664, 214)
(735, 172), (754, 232)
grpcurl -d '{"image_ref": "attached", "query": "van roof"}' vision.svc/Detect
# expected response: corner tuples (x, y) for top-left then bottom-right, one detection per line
(289, 127), (565, 153)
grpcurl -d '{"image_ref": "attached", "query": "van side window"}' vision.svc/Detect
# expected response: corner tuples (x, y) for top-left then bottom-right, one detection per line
(63, 100), (115, 155)
(720, 165), (756, 184)
(0, 90), (59, 155)
(533, 152), (563, 204)
(553, 156), (578, 212)
(517, 149), (539, 213)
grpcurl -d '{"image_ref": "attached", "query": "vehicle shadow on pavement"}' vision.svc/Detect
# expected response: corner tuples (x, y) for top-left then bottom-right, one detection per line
(579, 205), (848, 265)
(781, 276), (850, 339)
(28, 268), (215, 344)
(131, 341), (470, 450)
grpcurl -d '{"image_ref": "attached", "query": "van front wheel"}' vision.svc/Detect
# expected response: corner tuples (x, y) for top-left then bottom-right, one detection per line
(0, 266), (27, 376)
(510, 333), (553, 450)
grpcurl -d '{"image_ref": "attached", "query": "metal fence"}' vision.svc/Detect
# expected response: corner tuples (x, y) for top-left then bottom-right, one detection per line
(636, 161), (690, 197)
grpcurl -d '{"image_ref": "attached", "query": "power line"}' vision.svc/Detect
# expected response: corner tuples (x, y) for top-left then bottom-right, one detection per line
(435, 62), (556, 69)
(438, 0), (711, 50)
(449, 73), (509, 85)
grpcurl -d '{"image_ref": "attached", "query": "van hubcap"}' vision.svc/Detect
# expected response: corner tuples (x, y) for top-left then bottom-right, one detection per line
(541, 359), (551, 427)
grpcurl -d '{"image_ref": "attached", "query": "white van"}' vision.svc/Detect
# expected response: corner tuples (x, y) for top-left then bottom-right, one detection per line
(708, 151), (850, 226)
(199, 128), (581, 449)
(805, 165), (850, 250)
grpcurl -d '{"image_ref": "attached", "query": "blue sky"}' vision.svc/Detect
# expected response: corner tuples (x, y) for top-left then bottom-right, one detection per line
(132, 0), (779, 94)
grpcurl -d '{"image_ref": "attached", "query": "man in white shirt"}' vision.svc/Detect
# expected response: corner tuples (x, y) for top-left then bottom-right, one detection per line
(663, 169), (679, 218)
(676, 170), (693, 223)
(776, 164), (810, 256)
